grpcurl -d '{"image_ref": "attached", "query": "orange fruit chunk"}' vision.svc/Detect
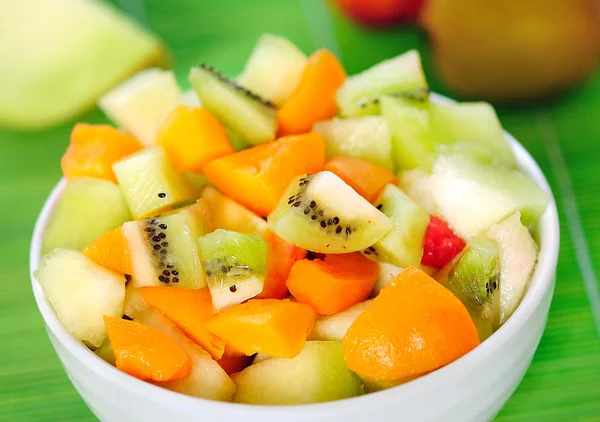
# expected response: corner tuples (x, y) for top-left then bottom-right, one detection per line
(287, 253), (378, 315)
(278, 49), (346, 136)
(61, 123), (142, 183)
(82, 226), (132, 275)
(104, 315), (191, 382)
(324, 156), (397, 203)
(138, 287), (225, 360)
(203, 133), (325, 216)
(343, 266), (480, 380)
(257, 230), (308, 299)
(205, 299), (316, 358)
(156, 106), (234, 172)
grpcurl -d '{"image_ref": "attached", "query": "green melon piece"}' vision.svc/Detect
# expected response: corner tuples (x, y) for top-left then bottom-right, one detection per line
(113, 147), (196, 219)
(34, 249), (125, 348)
(197, 229), (267, 310)
(42, 178), (131, 254)
(0, 0), (166, 130)
(313, 116), (394, 172)
(336, 50), (428, 117)
(189, 65), (277, 145)
(237, 33), (308, 106)
(430, 154), (549, 238)
(365, 184), (430, 268)
(98, 68), (181, 145)
(268, 172), (392, 253)
(233, 341), (363, 405)
(309, 301), (372, 341)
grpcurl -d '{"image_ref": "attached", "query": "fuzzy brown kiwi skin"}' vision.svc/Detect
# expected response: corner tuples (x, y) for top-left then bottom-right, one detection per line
(285, 174), (360, 241)
(142, 218), (181, 285)
(199, 64), (277, 109)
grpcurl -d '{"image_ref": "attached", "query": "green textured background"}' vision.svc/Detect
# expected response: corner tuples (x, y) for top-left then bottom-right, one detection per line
(2, 0), (600, 420)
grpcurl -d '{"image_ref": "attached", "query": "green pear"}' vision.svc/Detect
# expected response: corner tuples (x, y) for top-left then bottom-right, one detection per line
(0, 0), (167, 130)
(423, 0), (600, 103)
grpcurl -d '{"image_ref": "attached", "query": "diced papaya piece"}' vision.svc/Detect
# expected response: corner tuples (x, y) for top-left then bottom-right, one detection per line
(257, 230), (308, 299)
(156, 106), (234, 172)
(343, 267), (480, 380)
(82, 226), (132, 275)
(104, 315), (191, 382)
(277, 50), (346, 136)
(287, 253), (378, 315)
(324, 156), (397, 203)
(138, 287), (225, 360)
(205, 299), (316, 358)
(203, 133), (325, 216)
(61, 124), (142, 183)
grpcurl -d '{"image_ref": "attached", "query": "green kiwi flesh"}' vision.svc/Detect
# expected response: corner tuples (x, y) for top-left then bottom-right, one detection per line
(446, 236), (501, 340)
(197, 229), (267, 310)
(267, 171), (393, 253)
(189, 65), (277, 145)
(123, 203), (211, 290)
(365, 184), (430, 268)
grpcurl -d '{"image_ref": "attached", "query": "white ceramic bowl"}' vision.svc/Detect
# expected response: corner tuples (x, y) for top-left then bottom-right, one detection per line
(29, 102), (559, 422)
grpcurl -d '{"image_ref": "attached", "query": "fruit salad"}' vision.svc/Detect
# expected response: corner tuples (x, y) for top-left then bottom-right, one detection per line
(34, 33), (549, 405)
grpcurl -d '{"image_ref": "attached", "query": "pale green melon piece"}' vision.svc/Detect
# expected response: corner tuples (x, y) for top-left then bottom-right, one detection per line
(309, 301), (373, 341)
(42, 178), (131, 254)
(0, 0), (166, 129)
(34, 249), (125, 348)
(233, 341), (363, 405)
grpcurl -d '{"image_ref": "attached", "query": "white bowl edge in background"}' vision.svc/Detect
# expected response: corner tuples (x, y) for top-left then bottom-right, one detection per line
(29, 94), (560, 422)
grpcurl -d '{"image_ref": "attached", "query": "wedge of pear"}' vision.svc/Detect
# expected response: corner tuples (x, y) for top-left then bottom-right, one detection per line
(0, 0), (167, 130)
(423, 0), (600, 103)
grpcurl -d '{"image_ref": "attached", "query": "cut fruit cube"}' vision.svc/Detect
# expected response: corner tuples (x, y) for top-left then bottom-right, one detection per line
(324, 156), (396, 203)
(0, 0), (166, 130)
(61, 123), (142, 183)
(487, 212), (538, 324)
(397, 168), (438, 214)
(205, 299), (316, 358)
(139, 286), (225, 360)
(366, 184), (430, 267)
(156, 105), (234, 172)
(421, 216), (466, 269)
(113, 147), (196, 219)
(313, 116), (394, 172)
(104, 315), (191, 382)
(287, 253), (378, 315)
(189, 65), (277, 145)
(82, 226), (132, 275)
(233, 341), (363, 405)
(336, 50), (428, 117)
(98, 68), (181, 145)
(430, 154), (549, 238)
(373, 262), (404, 297)
(203, 133), (325, 217)
(34, 249), (125, 348)
(268, 171), (393, 253)
(42, 178), (131, 254)
(185, 172), (215, 194)
(200, 186), (268, 235)
(309, 300), (373, 341)
(277, 49), (346, 135)
(123, 202), (211, 289)
(197, 229), (268, 310)
(138, 308), (236, 401)
(237, 34), (308, 106)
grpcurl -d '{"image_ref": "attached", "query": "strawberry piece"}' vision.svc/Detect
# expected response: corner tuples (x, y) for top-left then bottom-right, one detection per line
(421, 216), (466, 268)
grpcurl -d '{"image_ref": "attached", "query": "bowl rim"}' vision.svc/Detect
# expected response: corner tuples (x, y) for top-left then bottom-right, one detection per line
(29, 94), (560, 414)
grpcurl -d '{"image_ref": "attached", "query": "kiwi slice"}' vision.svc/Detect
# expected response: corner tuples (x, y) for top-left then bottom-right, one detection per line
(445, 236), (501, 340)
(113, 146), (197, 219)
(336, 50), (428, 117)
(189, 65), (277, 145)
(197, 229), (267, 310)
(267, 171), (392, 253)
(365, 184), (430, 268)
(312, 116), (395, 172)
(123, 203), (211, 290)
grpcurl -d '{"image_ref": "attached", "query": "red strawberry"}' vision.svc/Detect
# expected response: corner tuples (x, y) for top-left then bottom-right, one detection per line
(421, 216), (466, 268)
(332, 0), (425, 28)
